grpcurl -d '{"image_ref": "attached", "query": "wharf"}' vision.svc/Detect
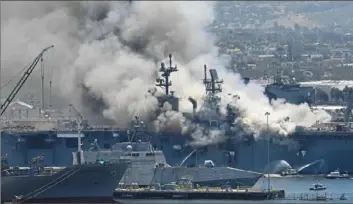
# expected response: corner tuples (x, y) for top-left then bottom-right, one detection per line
(3, 196), (114, 203)
(113, 188), (285, 200)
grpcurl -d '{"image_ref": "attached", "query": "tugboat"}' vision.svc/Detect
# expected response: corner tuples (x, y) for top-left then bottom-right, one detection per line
(280, 168), (298, 176)
(309, 183), (327, 191)
(325, 169), (349, 179)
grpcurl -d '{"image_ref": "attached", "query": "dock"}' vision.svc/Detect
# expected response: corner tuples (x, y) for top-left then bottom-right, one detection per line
(113, 188), (285, 200)
(3, 196), (114, 203)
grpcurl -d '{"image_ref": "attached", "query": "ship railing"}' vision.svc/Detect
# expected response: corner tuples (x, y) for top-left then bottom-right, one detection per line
(304, 127), (353, 133)
(1, 125), (127, 133)
(285, 192), (353, 201)
(57, 126), (126, 132)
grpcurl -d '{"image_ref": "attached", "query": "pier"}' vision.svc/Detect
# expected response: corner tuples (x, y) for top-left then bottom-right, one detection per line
(5, 196), (114, 203)
(113, 188), (285, 201)
(285, 192), (352, 202)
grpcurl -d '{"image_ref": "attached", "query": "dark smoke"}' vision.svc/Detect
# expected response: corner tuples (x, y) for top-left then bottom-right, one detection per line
(80, 84), (108, 115)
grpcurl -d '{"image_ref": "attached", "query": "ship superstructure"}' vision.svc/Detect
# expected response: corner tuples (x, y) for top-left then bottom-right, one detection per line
(197, 64), (225, 126)
(116, 117), (262, 188)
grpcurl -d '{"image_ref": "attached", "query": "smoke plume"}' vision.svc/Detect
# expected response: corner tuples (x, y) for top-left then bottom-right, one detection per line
(1, 1), (331, 146)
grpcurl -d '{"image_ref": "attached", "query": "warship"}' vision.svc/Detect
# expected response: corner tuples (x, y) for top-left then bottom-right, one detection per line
(1, 47), (353, 196)
(231, 74), (353, 174)
(0, 49), (263, 202)
(1, 117), (130, 203)
(264, 72), (315, 105)
(115, 116), (262, 189)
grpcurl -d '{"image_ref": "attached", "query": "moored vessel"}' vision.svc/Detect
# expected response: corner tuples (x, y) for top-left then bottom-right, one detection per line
(113, 177), (284, 203)
(1, 117), (130, 203)
(325, 169), (350, 179)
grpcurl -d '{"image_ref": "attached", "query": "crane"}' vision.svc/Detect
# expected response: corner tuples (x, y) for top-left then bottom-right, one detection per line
(0, 45), (54, 116)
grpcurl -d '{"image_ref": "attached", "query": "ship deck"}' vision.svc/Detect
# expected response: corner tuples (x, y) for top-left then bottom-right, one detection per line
(3, 126), (353, 134)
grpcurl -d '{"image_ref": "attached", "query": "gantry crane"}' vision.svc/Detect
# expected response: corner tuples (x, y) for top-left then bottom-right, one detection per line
(0, 45), (54, 116)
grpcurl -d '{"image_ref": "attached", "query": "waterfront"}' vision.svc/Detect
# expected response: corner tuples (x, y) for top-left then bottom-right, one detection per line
(254, 175), (353, 203)
(255, 175), (353, 196)
(115, 175), (353, 204)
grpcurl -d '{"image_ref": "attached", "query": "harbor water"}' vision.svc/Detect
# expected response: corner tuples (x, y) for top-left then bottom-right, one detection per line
(115, 175), (353, 204)
(252, 175), (353, 203)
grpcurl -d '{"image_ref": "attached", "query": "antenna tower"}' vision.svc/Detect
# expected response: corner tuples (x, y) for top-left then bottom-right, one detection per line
(203, 65), (223, 95)
(156, 54), (178, 95)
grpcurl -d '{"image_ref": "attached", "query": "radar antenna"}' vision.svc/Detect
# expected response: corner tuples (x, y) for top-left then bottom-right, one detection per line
(155, 54), (178, 95)
(198, 65), (224, 128)
(203, 65), (223, 95)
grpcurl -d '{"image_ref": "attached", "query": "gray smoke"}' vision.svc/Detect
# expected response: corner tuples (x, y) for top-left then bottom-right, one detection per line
(1, 1), (331, 146)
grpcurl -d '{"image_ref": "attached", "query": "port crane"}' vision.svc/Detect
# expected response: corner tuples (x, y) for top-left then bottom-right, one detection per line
(0, 45), (54, 116)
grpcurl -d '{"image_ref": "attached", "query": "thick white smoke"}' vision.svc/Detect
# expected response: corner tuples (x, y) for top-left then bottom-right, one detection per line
(1, 1), (331, 146)
(217, 71), (331, 137)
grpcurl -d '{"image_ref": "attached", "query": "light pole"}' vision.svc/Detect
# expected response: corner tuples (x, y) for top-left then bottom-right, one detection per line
(76, 117), (83, 165)
(265, 111), (271, 192)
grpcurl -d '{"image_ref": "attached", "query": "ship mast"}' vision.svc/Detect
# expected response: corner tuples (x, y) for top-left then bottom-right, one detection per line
(199, 65), (224, 127)
(76, 116), (83, 165)
(128, 116), (149, 143)
(156, 54), (178, 96)
(203, 65), (223, 96)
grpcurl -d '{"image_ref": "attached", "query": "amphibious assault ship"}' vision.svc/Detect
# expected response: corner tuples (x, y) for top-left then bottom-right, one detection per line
(259, 72), (353, 174)
(264, 72), (315, 105)
(1, 48), (353, 193)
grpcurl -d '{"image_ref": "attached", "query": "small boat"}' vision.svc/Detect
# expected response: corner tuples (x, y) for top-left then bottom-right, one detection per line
(340, 193), (347, 200)
(325, 169), (349, 179)
(309, 183), (327, 191)
(281, 168), (298, 176)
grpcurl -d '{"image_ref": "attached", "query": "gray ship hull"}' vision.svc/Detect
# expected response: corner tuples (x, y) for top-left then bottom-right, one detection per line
(120, 160), (263, 189)
(1, 162), (128, 202)
(2, 130), (353, 175)
(191, 177), (262, 188)
(234, 134), (353, 174)
(152, 167), (263, 188)
(113, 200), (250, 204)
(158, 133), (353, 174)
